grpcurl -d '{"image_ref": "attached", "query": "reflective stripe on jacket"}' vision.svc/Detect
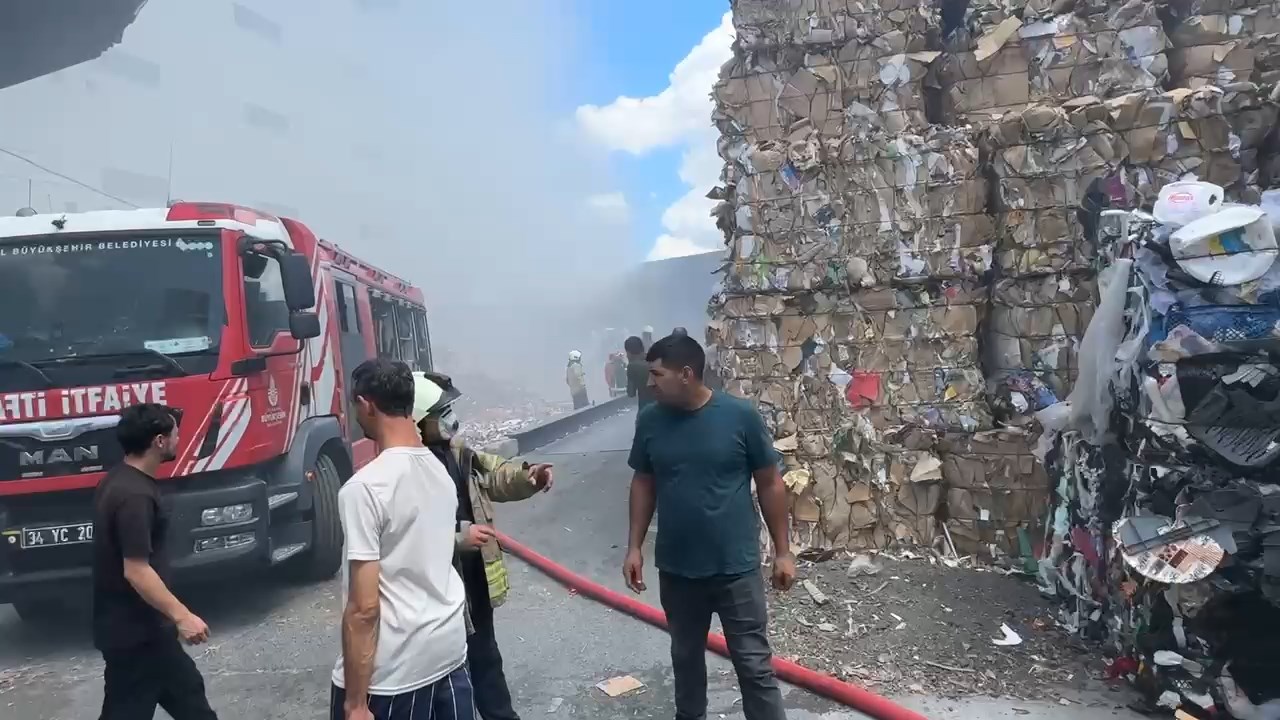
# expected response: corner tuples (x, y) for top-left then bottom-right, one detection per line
(450, 439), (539, 607)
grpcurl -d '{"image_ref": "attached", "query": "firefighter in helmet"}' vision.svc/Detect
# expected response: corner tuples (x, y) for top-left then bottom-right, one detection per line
(412, 371), (553, 720)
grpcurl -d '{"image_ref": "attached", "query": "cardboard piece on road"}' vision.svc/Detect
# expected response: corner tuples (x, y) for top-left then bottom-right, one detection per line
(596, 675), (645, 698)
(803, 579), (830, 605)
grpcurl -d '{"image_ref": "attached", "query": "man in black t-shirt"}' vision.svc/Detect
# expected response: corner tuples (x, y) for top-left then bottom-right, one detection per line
(92, 403), (217, 720)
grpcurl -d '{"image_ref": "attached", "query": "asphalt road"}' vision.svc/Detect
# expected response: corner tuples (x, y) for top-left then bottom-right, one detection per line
(0, 407), (1141, 719)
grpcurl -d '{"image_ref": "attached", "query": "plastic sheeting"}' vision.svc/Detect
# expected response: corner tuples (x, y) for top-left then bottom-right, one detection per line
(1037, 205), (1280, 716)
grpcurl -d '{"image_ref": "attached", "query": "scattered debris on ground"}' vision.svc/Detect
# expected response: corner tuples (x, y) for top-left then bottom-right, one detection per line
(767, 553), (1107, 701)
(0, 665), (55, 696)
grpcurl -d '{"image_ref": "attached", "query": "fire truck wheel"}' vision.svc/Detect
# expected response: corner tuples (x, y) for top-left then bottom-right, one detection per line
(289, 451), (345, 582)
(12, 598), (68, 625)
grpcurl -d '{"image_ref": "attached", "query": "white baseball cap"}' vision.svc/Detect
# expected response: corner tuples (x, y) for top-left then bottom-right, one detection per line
(1170, 206), (1278, 286)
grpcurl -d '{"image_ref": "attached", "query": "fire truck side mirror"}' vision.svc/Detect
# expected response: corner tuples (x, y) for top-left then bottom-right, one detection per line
(289, 311), (321, 340)
(279, 252), (317, 312)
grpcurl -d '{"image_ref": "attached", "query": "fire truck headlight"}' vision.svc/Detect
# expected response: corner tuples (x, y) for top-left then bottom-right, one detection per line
(201, 503), (254, 527)
(194, 532), (255, 554)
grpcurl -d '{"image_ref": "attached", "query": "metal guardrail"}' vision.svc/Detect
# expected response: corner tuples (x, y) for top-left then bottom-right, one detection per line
(508, 394), (632, 455)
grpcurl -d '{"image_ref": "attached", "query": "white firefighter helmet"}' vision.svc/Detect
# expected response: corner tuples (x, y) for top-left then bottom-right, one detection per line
(568, 350), (582, 362)
(411, 371), (462, 423)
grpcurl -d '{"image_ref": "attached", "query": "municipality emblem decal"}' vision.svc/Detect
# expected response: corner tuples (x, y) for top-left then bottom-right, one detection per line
(267, 375), (280, 408)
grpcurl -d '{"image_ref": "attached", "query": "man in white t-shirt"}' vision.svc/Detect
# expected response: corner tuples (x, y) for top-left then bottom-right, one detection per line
(331, 358), (474, 720)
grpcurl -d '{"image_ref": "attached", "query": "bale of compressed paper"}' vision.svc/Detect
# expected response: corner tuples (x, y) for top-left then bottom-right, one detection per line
(1163, 0), (1280, 85)
(716, 359), (846, 438)
(721, 127), (994, 288)
(939, 428), (1050, 560)
(710, 282), (993, 433)
(1108, 83), (1279, 206)
(938, 429), (1050, 494)
(784, 452), (888, 551)
(828, 283), (993, 431)
(731, 0), (941, 51)
(985, 274), (1098, 423)
(984, 97), (1125, 276)
(944, 0), (1128, 50)
(876, 448), (946, 548)
(944, 488), (1048, 558)
(836, 127), (994, 284)
(716, 8), (940, 141)
(1167, 4), (1280, 88)
(931, 0), (1169, 124)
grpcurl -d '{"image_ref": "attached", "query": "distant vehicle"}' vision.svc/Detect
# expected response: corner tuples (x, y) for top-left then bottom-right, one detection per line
(0, 202), (433, 623)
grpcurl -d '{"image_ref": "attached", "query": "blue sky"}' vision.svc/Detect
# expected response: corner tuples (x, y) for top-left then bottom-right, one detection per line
(563, 2), (731, 261)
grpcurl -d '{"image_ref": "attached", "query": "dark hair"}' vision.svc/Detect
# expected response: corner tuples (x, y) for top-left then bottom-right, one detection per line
(351, 358), (415, 417)
(646, 334), (704, 380)
(117, 403), (179, 456)
(671, 326), (689, 337)
(624, 336), (645, 354)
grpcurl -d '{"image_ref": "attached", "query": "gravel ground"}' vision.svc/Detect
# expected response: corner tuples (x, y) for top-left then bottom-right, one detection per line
(768, 552), (1112, 703)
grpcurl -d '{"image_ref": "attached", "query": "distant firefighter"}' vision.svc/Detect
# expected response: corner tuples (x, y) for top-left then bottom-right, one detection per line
(566, 350), (589, 410)
(624, 335), (654, 412)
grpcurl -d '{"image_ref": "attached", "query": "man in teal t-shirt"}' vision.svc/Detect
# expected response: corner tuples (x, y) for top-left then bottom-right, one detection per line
(623, 334), (794, 720)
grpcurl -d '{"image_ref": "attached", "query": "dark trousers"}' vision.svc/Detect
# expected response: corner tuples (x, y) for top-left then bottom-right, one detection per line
(99, 634), (218, 720)
(658, 571), (787, 720)
(330, 664), (475, 720)
(468, 604), (520, 720)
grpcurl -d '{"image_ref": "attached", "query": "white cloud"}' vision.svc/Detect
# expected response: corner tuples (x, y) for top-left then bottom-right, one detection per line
(585, 191), (630, 223)
(576, 13), (733, 260)
(575, 13), (733, 155)
(648, 234), (717, 261)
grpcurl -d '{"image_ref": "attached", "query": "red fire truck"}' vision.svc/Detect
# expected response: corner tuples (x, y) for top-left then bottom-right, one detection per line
(0, 202), (433, 622)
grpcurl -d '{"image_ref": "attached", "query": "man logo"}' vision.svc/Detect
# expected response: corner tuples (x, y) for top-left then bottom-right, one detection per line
(267, 375), (280, 408)
(19, 446), (100, 466)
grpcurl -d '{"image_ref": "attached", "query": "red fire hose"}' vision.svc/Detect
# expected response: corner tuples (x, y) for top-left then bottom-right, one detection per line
(495, 530), (930, 720)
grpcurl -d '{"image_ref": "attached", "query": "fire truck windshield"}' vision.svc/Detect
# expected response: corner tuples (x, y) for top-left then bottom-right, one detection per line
(0, 231), (225, 393)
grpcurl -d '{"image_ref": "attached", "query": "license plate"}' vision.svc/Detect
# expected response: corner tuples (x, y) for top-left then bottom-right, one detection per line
(20, 523), (94, 549)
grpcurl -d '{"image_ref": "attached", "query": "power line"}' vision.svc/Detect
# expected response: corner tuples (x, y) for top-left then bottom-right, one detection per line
(0, 146), (139, 209)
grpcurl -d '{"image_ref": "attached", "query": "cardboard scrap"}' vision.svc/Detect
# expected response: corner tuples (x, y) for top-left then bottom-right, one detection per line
(595, 675), (645, 698)
(975, 17), (1023, 63)
(803, 579), (830, 606)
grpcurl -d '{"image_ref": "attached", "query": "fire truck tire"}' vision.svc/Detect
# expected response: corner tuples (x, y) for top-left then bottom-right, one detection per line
(12, 598), (66, 625)
(290, 451), (344, 582)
